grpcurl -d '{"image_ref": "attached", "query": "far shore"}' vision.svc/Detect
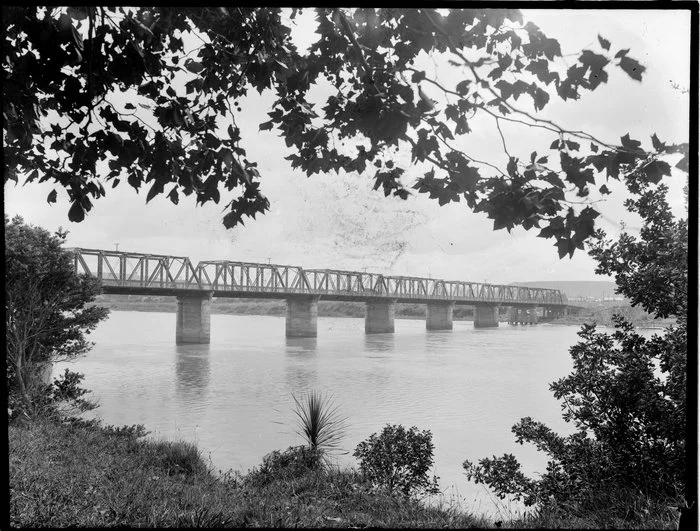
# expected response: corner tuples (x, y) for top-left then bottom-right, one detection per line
(89, 299), (673, 328)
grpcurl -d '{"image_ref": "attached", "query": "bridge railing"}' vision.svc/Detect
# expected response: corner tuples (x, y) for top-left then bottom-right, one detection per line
(304, 269), (387, 295)
(196, 261), (310, 292)
(301, 269), (566, 305)
(68, 248), (568, 306)
(69, 248), (201, 290)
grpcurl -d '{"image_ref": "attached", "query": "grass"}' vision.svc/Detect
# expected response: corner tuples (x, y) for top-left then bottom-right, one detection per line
(9, 415), (490, 528)
(9, 415), (681, 528)
(494, 485), (681, 529)
(511, 504), (681, 529)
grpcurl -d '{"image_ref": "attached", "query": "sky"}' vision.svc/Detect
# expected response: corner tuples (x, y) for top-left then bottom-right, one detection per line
(4, 8), (691, 285)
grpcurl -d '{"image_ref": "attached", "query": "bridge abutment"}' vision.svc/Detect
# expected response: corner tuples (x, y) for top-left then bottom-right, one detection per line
(176, 293), (213, 344)
(286, 297), (319, 338)
(426, 302), (454, 330)
(474, 304), (499, 328)
(365, 299), (396, 334)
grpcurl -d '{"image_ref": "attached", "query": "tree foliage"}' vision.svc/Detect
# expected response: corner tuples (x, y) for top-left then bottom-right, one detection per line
(463, 178), (688, 521)
(353, 424), (440, 497)
(3, 7), (687, 255)
(247, 446), (324, 488)
(5, 215), (109, 417)
(588, 184), (688, 321)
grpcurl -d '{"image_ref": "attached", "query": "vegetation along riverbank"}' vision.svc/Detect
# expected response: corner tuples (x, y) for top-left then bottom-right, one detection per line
(91, 293), (674, 328)
(9, 414), (680, 528)
(8, 415), (490, 528)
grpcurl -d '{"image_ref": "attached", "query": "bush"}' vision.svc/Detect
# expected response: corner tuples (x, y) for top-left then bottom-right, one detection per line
(463, 181), (688, 525)
(5, 215), (108, 418)
(145, 439), (208, 477)
(246, 445), (323, 487)
(8, 368), (96, 422)
(353, 424), (440, 497)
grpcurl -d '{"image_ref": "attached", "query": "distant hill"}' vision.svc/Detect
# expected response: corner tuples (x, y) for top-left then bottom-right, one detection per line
(514, 280), (620, 300)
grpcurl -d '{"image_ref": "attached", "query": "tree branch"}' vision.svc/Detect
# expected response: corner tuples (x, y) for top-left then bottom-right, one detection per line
(421, 9), (638, 155)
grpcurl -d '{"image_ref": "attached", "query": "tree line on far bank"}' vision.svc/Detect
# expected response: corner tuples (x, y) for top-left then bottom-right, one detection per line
(92, 293), (671, 327)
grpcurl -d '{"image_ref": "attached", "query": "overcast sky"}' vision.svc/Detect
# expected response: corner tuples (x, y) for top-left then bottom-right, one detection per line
(4, 8), (691, 284)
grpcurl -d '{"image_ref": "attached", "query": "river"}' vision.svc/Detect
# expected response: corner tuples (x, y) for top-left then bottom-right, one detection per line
(54, 310), (599, 519)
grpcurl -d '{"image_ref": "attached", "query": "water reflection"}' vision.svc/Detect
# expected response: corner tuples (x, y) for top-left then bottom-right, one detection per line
(284, 338), (318, 391)
(357, 335), (394, 391)
(424, 329), (454, 350)
(175, 344), (211, 401)
(285, 337), (317, 355)
(364, 333), (395, 355)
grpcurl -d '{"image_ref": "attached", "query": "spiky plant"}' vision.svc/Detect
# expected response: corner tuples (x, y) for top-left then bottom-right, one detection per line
(292, 390), (348, 458)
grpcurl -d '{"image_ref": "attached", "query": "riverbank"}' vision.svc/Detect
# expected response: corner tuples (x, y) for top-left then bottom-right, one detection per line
(91, 295), (673, 328)
(9, 416), (489, 527)
(90, 296), (480, 320)
(549, 310), (675, 329)
(9, 416), (679, 528)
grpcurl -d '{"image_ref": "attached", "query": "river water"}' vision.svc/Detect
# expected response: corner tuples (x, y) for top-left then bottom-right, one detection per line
(55, 310), (594, 519)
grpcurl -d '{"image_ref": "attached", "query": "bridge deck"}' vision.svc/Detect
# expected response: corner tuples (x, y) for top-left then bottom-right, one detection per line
(70, 248), (568, 307)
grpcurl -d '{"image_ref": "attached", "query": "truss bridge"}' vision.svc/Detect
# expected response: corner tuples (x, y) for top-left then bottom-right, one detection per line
(70, 248), (573, 343)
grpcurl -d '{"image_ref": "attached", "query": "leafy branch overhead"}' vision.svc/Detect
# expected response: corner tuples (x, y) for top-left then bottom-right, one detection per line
(3, 7), (687, 255)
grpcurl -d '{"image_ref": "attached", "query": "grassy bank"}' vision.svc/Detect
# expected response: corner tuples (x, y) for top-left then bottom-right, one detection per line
(9, 416), (680, 528)
(9, 416), (490, 528)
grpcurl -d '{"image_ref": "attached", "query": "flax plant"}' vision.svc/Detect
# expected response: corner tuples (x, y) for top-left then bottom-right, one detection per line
(292, 390), (348, 458)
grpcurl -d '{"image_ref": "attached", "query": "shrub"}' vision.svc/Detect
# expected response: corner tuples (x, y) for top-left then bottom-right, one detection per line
(353, 424), (440, 497)
(463, 181), (688, 524)
(8, 368), (97, 422)
(464, 316), (686, 519)
(146, 439), (208, 477)
(246, 445), (322, 487)
(5, 215), (108, 418)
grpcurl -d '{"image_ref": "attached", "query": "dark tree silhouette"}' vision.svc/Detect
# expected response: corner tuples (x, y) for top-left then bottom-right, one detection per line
(3, 7), (688, 257)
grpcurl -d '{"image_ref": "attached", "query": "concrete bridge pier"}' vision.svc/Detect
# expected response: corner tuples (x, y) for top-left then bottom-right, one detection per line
(426, 302), (455, 330)
(474, 304), (499, 328)
(176, 293), (213, 344)
(507, 306), (522, 324)
(524, 306), (539, 324)
(365, 299), (396, 334)
(286, 296), (319, 338)
(540, 307), (552, 322)
(507, 306), (538, 325)
(540, 306), (561, 322)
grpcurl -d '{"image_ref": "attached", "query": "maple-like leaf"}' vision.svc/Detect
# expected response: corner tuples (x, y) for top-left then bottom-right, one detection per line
(618, 55), (645, 81)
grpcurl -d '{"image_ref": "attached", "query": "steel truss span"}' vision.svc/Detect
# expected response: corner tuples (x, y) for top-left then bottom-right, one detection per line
(69, 248), (568, 307)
